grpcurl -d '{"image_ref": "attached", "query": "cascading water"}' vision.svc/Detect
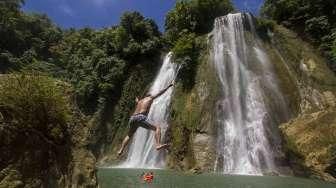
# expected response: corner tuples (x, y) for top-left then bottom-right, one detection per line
(120, 52), (178, 168)
(211, 13), (289, 175)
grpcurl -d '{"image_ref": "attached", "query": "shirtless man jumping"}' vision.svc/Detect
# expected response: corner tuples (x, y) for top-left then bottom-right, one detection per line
(117, 83), (173, 156)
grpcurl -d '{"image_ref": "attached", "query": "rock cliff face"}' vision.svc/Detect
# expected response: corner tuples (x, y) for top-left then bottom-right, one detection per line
(266, 25), (336, 181)
(167, 22), (336, 181)
(97, 16), (336, 182)
(167, 36), (221, 172)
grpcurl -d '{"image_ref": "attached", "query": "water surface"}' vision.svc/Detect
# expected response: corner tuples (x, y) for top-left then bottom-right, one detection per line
(98, 168), (335, 188)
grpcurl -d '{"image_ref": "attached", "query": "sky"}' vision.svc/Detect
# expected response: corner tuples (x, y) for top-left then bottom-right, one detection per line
(22, 0), (264, 31)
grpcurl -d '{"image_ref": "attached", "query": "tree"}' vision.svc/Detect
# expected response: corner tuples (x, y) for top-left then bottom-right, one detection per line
(261, 0), (336, 71)
(120, 11), (160, 41)
(165, 0), (233, 43)
(0, 1), (62, 72)
(0, 73), (71, 143)
(165, 0), (233, 89)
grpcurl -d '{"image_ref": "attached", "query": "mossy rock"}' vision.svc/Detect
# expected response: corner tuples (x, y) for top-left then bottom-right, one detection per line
(168, 35), (220, 171)
(280, 107), (336, 181)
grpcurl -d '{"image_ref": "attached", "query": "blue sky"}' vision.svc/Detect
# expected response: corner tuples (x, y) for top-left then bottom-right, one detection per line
(22, 0), (264, 31)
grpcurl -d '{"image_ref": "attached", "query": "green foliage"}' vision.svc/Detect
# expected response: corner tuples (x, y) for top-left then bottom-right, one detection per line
(117, 12), (163, 59)
(255, 18), (275, 40)
(173, 33), (196, 61)
(165, 0), (233, 44)
(0, 73), (71, 143)
(261, 0), (336, 71)
(332, 36), (336, 62)
(0, 0), (162, 115)
(169, 84), (197, 170)
(120, 12), (160, 43)
(165, 0), (233, 90)
(168, 51), (220, 170)
(51, 11), (162, 114)
(0, 2), (163, 157)
(0, 0), (62, 72)
(94, 27), (128, 55)
(0, 0), (24, 10)
(172, 33), (199, 90)
(0, 52), (21, 72)
(305, 16), (330, 41)
(165, 2), (197, 43)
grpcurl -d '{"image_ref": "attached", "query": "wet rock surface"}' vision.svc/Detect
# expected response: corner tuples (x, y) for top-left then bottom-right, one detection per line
(268, 25), (336, 182)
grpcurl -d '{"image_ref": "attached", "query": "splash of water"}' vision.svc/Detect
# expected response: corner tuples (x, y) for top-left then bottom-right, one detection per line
(211, 13), (289, 175)
(120, 52), (178, 168)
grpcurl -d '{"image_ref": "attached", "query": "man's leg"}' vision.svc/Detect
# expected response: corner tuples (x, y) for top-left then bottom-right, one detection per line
(154, 125), (169, 150)
(155, 126), (161, 149)
(118, 122), (137, 156)
(118, 135), (130, 156)
(140, 122), (168, 150)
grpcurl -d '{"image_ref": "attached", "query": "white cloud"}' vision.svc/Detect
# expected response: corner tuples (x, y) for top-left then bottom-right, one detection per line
(90, 0), (115, 7)
(59, 4), (75, 17)
(243, 0), (248, 8)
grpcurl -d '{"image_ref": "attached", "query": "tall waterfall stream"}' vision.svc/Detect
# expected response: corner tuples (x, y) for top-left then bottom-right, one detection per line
(211, 13), (289, 175)
(120, 52), (178, 168)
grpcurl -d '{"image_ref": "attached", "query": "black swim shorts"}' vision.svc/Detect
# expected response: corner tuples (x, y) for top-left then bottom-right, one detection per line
(127, 114), (154, 136)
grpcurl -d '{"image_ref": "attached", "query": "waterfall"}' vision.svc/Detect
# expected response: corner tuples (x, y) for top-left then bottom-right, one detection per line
(211, 13), (289, 175)
(120, 52), (178, 168)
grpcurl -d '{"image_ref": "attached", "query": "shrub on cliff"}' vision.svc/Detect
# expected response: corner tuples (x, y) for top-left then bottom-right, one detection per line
(0, 72), (97, 187)
(165, 0), (233, 43)
(261, 0), (336, 71)
(0, 72), (71, 143)
(166, 0), (233, 90)
(172, 33), (198, 90)
(255, 18), (276, 40)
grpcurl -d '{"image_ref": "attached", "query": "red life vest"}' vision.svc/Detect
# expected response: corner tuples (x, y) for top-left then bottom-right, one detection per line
(143, 174), (154, 182)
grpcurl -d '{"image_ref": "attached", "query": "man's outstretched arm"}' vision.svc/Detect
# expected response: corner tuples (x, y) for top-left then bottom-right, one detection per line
(151, 83), (173, 99)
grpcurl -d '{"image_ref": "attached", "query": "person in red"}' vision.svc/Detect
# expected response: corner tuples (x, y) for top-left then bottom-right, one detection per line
(142, 172), (154, 183)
